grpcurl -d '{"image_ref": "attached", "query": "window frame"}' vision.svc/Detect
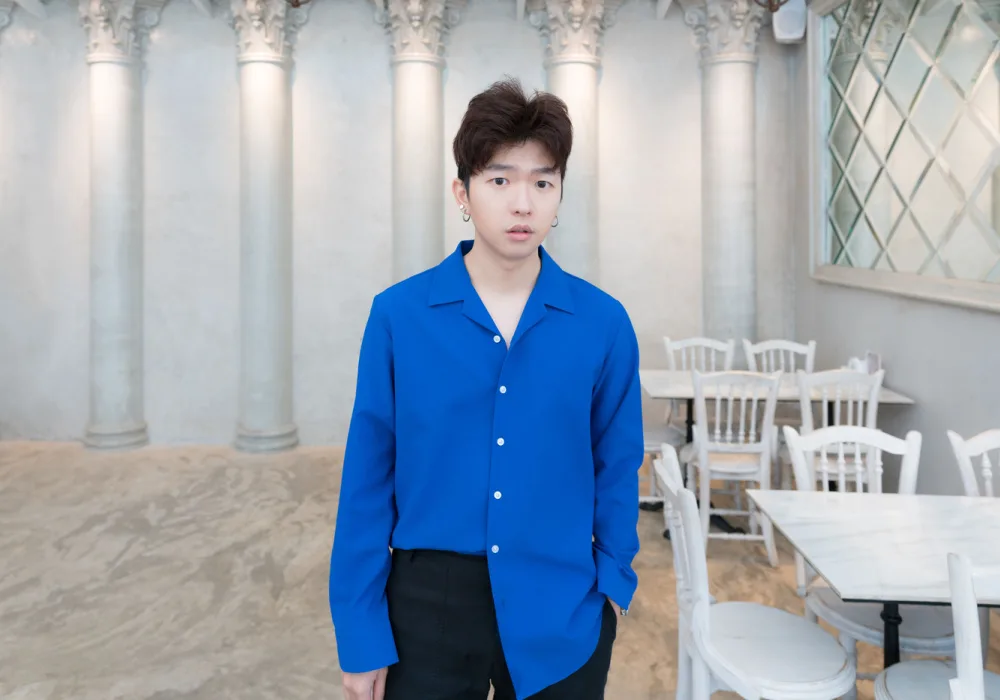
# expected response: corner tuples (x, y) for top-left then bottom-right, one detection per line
(806, 0), (1000, 313)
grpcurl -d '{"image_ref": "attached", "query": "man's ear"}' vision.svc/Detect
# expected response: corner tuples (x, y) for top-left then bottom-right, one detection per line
(451, 178), (470, 209)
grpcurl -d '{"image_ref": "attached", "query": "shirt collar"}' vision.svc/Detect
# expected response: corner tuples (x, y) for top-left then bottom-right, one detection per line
(428, 239), (575, 314)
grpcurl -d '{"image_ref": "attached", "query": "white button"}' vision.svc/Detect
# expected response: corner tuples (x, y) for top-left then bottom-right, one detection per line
(491, 545), (500, 553)
(499, 386), (507, 394)
(494, 491), (502, 499)
(493, 335), (501, 343)
(497, 437), (505, 446)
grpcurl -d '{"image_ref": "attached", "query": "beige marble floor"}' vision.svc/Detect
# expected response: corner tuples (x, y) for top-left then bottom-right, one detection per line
(1, 442), (998, 699)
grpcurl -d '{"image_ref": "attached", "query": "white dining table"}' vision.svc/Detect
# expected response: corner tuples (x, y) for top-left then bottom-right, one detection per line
(639, 369), (915, 405)
(747, 489), (1000, 668)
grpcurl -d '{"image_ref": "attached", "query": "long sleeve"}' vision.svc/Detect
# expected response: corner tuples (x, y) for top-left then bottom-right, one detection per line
(590, 307), (643, 611)
(328, 294), (399, 673)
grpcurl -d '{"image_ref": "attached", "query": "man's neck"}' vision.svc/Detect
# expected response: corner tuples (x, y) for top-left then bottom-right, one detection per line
(463, 235), (541, 296)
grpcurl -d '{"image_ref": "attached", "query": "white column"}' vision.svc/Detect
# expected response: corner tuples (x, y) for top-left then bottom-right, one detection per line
(685, 0), (764, 342)
(79, 0), (161, 449)
(229, 0), (307, 452)
(530, 0), (611, 284)
(376, 0), (461, 282)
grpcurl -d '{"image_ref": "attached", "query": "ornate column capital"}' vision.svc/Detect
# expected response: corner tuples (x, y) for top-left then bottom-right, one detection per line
(373, 0), (463, 65)
(229, 0), (309, 65)
(683, 0), (765, 66)
(836, 0), (904, 60)
(0, 0), (13, 34)
(80, 0), (163, 64)
(528, 0), (616, 66)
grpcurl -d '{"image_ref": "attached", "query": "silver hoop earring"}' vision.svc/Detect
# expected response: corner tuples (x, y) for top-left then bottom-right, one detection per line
(551, 216), (559, 228)
(462, 211), (471, 223)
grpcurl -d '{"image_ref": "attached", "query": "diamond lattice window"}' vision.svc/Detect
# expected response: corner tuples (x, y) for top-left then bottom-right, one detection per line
(824, 0), (1000, 282)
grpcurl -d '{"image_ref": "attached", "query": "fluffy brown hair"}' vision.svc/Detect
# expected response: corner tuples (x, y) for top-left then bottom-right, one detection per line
(452, 77), (573, 191)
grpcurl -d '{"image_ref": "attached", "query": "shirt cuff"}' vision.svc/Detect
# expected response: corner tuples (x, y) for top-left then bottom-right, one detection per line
(332, 605), (399, 674)
(594, 546), (638, 611)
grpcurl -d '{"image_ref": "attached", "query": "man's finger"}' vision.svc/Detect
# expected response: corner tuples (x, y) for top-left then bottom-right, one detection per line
(373, 668), (387, 700)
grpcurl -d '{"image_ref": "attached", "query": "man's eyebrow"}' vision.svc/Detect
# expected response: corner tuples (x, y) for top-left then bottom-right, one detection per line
(483, 163), (558, 175)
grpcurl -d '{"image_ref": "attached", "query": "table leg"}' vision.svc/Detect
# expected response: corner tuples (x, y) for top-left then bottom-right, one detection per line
(881, 602), (902, 667)
(662, 399), (745, 539)
(826, 402), (839, 492)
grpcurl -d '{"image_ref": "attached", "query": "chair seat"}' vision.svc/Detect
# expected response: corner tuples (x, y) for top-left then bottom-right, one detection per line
(874, 659), (1000, 699)
(709, 601), (856, 697)
(693, 452), (763, 476)
(807, 585), (955, 654)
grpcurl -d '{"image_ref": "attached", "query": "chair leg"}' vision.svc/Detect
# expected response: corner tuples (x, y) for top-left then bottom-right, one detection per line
(691, 654), (712, 700)
(676, 632), (692, 700)
(699, 468), (711, 545)
(804, 605), (818, 624)
(839, 631), (859, 700)
(780, 460), (792, 490)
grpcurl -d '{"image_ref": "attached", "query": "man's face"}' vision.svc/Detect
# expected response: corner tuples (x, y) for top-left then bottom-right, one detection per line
(454, 139), (562, 264)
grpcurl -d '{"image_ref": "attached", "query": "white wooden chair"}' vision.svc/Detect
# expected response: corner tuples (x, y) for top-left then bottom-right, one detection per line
(743, 338), (816, 373)
(947, 428), (1000, 499)
(690, 370), (782, 566)
(784, 425), (959, 700)
(642, 338), (736, 508)
(654, 449), (856, 700)
(667, 337), (737, 373)
(872, 553), (1000, 699)
(743, 339), (816, 486)
(777, 369), (885, 489)
(658, 336), (736, 460)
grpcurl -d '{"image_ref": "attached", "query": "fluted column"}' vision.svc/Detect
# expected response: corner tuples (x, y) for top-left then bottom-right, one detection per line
(80, 0), (161, 449)
(530, 0), (613, 284)
(229, 0), (307, 452)
(375, 0), (462, 282)
(685, 0), (764, 342)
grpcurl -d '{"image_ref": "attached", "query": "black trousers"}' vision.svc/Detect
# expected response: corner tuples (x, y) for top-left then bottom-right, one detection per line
(384, 548), (616, 700)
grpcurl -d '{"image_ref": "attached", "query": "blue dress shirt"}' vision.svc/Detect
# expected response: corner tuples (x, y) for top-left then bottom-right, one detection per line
(329, 239), (643, 699)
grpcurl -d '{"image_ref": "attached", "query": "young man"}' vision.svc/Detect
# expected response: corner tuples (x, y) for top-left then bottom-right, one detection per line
(329, 78), (643, 700)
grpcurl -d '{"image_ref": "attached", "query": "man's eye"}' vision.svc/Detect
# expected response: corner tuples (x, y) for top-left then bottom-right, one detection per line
(537, 181), (552, 189)
(492, 178), (508, 186)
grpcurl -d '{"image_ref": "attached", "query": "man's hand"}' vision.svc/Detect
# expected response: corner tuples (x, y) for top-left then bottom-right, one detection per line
(343, 668), (388, 700)
(608, 598), (621, 617)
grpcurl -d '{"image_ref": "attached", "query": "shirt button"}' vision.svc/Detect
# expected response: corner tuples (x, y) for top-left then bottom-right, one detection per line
(499, 386), (507, 394)
(494, 491), (502, 499)
(497, 437), (505, 446)
(493, 335), (501, 343)
(491, 545), (500, 553)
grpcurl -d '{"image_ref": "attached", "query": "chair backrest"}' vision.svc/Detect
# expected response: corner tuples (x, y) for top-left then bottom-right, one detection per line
(692, 371), (782, 464)
(796, 369), (885, 433)
(743, 339), (816, 374)
(947, 429), (1000, 498)
(652, 444), (691, 607)
(657, 448), (712, 616)
(947, 552), (997, 700)
(783, 424), (923, 495)
(664, 337), (735, 372)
